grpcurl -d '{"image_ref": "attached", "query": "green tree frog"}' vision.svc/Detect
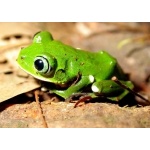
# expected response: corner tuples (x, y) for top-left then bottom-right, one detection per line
(17, 31), (134, 105)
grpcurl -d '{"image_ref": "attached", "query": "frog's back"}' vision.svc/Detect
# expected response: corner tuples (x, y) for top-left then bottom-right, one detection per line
(47, 41), (125, 81)
(72, 49), (126, 81)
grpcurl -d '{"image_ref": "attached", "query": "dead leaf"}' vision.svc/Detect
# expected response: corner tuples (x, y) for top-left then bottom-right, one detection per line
(0, 73), (40, 102)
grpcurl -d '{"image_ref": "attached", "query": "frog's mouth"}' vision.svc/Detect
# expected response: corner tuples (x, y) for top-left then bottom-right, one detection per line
(17, 59), (52, 81)
(17, 53), (54, 82)
(18, 62), (68, 86)
(19, 65), (52, 82)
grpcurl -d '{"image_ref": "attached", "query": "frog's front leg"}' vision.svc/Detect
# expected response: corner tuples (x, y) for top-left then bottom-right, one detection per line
(50, 75), (95, 100)
(91, 79), (134, 101)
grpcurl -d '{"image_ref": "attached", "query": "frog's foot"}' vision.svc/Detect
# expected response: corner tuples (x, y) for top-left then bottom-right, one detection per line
(74, 95), (92, 108)
(65, 93), (88, 102)
(65, 93), (92, 107)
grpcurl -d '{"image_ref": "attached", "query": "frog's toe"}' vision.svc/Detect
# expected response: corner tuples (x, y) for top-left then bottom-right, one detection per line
(65, 93), (89, 102)
(74, 95), (92, 108)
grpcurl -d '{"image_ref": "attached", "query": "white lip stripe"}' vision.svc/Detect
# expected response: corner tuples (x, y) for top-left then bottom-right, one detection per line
(18, 64), (51, 82)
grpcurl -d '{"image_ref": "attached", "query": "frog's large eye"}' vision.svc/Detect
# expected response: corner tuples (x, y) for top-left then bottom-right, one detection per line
(34, 56), (51, 75)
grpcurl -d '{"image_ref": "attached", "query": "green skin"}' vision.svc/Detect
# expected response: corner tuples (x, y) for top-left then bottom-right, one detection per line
(17, 31), (134, 102)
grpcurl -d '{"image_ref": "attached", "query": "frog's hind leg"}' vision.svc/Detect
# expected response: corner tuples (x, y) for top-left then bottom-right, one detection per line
(91, 79), (134, 102)
(112, 76), (150, 105)
(72, 79), (134, 107)
(110, 81), (134, 101)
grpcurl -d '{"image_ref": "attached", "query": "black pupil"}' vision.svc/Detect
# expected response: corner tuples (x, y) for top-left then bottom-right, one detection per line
(34, 59), (44, 71)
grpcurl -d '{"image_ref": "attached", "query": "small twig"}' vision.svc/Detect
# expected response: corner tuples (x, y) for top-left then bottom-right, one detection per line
(34, 90), (48, 128)
(112, 76), (150, 104)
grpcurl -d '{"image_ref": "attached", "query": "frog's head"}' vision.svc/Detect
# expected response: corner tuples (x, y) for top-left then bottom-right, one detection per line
(17, 31), (58, 82)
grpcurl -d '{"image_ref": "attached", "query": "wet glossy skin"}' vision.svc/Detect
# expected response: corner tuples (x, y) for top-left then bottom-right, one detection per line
(17, 31), (134, 101)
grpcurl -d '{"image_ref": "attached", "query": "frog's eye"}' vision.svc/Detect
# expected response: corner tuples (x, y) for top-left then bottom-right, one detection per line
(34, 56), (51, 74)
